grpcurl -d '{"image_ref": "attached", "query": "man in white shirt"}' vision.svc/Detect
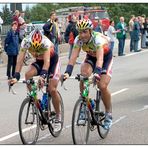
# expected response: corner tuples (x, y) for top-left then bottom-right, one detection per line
(0, 16), (3, 63)
(107, 20), (120, 52)
(18, 11), (26, 41)
(0, 16), (3, 38)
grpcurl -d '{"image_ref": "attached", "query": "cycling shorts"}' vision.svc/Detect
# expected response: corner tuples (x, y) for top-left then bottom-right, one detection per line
(32, 53), (61, 80)
(84, 51), (113, 77)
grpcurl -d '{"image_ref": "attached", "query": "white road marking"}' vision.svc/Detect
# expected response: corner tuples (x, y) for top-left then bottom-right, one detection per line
(124, 49), (148, 57)
(112, 115), (127, 125)
(0, 88), (129, 142)
(0, 125), (37, 142)
(111, 88), (129, 96)
(132, 105), (148, 112)
(0, 131), (19, 142)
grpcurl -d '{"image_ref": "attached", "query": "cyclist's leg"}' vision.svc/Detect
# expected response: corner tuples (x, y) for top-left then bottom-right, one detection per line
(80, 62), (93, 93)
(80, 54), (95, 93)
(48, 78), (61, 116)
(25, 63), (38, 91)
(97, 52), (113, 130)
(97, 74), (113, 130)
(98, 74), (112, 113)
(98, 51), (113, 113)
(47, 54), (61, 116)
(48, 75), (61, 132)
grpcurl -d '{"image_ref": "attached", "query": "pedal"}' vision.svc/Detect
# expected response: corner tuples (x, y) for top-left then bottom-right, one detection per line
(50, 111), (56, 116)
(98, 111), (105, 117)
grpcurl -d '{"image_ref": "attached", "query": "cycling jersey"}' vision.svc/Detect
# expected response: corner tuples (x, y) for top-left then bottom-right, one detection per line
(73, 31), (111, 57)
(73, 31), (113, 77)
(20, 34), (55, 58)
(20, 33), (60, 80)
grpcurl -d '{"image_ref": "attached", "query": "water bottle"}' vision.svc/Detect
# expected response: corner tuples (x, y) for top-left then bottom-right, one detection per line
(41, 93), (48, 110)
(89, 98), (95, 110)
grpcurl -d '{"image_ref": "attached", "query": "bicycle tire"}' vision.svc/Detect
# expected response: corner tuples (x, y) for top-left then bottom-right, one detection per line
(96, 91), (109, 139)
(18, 97), (40, 144)
(72, 97), (90, 144)
(48, 92), (64, 137)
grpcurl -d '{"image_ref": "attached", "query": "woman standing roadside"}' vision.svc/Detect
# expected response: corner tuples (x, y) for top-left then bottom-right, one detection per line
(4, 21), (19, 79)
(107, 20), (120, 52)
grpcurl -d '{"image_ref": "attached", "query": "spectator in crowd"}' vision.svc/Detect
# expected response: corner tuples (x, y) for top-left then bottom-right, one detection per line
(141, 16), (148, 48)
(107, 20), (120, 52)
(18, 11), (26, 42)
(12, 10), (20, 32)
(64, 15), (78, 59)
(0, 15), (3, 38)
(4, 21), (19, 79)
(0, 15), (3, 64)
(54, 18), (61, 54)
(141, 15), (147, 48)
(141, 14), (146, 24)
(116, 16), (127, 56)
(43, 11), (59, 54)
(132, 17), (141, 52)
(93, 17), (103, 33)
(129, 15), (135, 52)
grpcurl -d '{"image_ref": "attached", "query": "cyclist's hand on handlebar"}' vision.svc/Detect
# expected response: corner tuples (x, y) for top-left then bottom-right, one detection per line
(38, 76), (45, 89)
(93, 73), (101, 82)
(93, 66), (102, 82)
(62, 73), (70, 81)
(8, 78), (18, 86)
(60, 73), (70, 86)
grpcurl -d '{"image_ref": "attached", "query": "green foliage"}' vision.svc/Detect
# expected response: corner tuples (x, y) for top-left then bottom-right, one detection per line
(28, 3), (148, 24)
(1, 4), (12, 25)
(104, 3), (148, 24)
(1, 3), (148, 25)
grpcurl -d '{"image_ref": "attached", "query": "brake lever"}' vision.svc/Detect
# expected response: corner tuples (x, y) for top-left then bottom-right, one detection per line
(8, 84), (17, 95)
(92, 77), (97, 87)
(60, 75), (68, 91)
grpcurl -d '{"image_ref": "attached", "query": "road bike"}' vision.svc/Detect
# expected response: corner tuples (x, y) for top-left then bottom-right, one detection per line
(9, 76), (64, 144)
(62, 74), (109, 144)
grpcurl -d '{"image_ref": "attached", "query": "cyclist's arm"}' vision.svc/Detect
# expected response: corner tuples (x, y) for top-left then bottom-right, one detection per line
(68, 47), (81, 66)
(95, 47), (104, 68)
(15, 49), (26, 73)
(42, 48), (50, 71)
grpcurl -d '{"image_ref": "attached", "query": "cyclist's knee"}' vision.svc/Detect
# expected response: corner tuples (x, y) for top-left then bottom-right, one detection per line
(48, 79), (58, 91)
(81, 63), (92, 76)
(48, 85), (57, 95)
(25, 72), (31, 80)
(98, 81), (108, 91)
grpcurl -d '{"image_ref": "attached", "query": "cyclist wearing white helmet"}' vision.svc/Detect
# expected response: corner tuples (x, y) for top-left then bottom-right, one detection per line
(63, 19), (113, 130)
(9, 28), (62, 132)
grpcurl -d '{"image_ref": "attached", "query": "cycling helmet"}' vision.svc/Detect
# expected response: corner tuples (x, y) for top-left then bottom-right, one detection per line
(31, 28), (43, 50)
(76, 19), (93, 31)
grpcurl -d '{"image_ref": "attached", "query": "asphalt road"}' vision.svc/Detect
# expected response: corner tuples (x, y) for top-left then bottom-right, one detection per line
(0, 47), (148, 145)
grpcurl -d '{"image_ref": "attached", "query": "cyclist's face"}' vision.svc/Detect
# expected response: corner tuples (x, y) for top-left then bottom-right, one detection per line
(79, 29), (91, 43)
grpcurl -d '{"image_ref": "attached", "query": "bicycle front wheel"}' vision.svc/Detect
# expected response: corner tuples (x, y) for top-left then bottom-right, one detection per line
(18, 97), (40, 144)
(72, 97), (90, 144)
(96, 91), (109, 139)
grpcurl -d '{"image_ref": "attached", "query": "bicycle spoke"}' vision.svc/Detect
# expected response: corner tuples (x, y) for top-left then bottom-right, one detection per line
(72, 98), (90, 144)
(18, 98), (40, 144)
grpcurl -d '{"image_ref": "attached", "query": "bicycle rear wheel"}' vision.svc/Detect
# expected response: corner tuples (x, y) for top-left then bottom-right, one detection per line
(18, 97), (40, 144)
(96, 91), (109, 139)
(47, 92), (64, 137)
(72, 97), (90, 144)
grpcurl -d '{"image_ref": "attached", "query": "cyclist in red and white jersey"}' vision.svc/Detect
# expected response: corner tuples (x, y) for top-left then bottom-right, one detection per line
(9, 28), (62, 132)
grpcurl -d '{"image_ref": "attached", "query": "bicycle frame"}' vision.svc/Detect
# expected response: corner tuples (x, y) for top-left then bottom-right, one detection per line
(81, 77), (99, 125)
(23, 79), (48, 125)
(70, 74), (103, 126)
